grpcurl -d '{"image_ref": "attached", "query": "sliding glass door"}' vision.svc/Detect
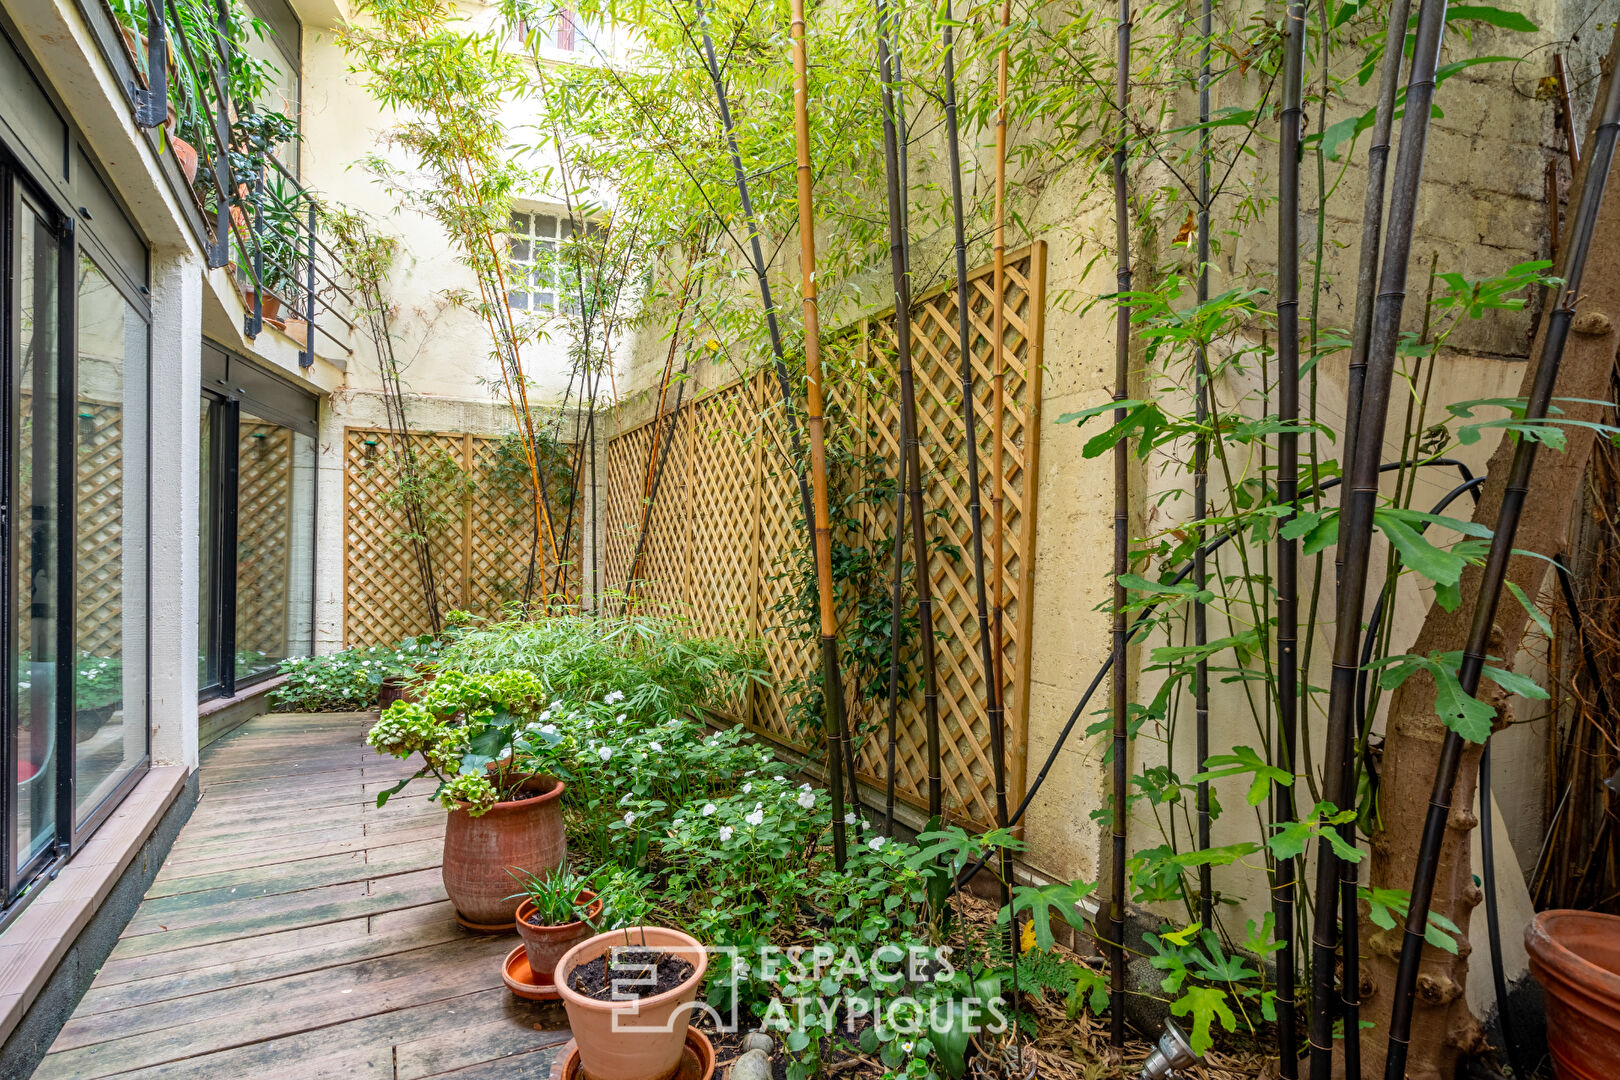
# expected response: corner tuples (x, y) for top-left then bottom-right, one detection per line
(0, 142), (151, 911)
(199, 347), (316, 700)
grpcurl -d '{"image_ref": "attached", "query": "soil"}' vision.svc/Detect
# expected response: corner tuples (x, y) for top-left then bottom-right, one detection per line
(567, 949), (694, 1002)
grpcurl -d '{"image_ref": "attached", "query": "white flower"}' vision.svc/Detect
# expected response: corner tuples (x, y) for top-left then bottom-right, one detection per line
(902, 1041), (915, 1055)
(673, 817), (683, 827)
(845, 812), (857, 826)
(623, 811), (637, 826)
(719, 825), (734, 842)
(597, 746), (613, 762)
(604, 690), (624, 704)
(797, 788), (816, 810)
(868, 836), (887, 852)
(615, 713), (627, 724)
(701, 803), (717, 817)
(538, 709), (553, 722)
(551, 699), (563, 710)
(649, 741), (663, 752)
(746, 806), (765, 827)
(538, 724), (558, 736)
(742, 783), (753, 795)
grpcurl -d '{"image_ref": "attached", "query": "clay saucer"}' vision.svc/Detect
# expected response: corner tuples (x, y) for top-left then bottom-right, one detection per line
(503, 944), (563, 1001)
(550, 1028), (715, 1080)
(457, 911), (517, 933)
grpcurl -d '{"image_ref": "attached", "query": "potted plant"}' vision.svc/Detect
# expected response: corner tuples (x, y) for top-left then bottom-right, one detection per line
(555, 924), (709, 1080)
(367, 668), (570, 928)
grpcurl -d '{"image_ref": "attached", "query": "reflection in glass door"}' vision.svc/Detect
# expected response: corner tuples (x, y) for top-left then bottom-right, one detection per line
(13, 192), (61, 878)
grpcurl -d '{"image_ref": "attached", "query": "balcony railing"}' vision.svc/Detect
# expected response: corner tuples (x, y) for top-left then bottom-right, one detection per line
(232, 155), (357, 367)
(111, 0), (355, 365)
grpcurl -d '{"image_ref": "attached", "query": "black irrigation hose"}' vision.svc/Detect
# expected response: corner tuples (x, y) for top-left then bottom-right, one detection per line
(952, 456), (1480, 895)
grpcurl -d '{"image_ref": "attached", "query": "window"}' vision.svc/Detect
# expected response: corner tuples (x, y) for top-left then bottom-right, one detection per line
(507, 209), (571, 312)
(198, 346), (317, 700)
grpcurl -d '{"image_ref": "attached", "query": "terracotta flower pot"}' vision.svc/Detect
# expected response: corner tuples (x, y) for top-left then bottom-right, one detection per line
(171, 137), (199, 185)
(558, 1028), (715, 1080)
(442, 780), (566, 930)
(378, 673), (423, 710)
(515, 890), (601, 981)
(1526, 909), (1620, 1080)
(556, 926), (709, 1080)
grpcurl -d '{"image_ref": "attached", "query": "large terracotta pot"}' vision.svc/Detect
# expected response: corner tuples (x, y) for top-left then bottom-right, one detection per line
(442, 779), (566, 930)
(1525, 909), (1620, 1080)
(556, 926), (709, 1080)
(515, 891), (600, 981)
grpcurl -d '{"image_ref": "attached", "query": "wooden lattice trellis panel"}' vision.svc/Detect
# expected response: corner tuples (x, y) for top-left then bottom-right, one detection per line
(343, 429), (580, 646)
(601, 243), (1046, 828)
(236, 423), (294, 661)
(75, 402), (125, 659)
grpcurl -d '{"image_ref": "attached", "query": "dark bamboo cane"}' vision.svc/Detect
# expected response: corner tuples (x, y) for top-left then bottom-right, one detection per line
(1310, 3), (1450, 1076)
(1193, 0), (1213, 945)
(942, 0), (1013, 961)
(876, 0), (944, 823)
(883, 444), (907, 836)
(1109, 0), (1133, 1050)
(790, 0), (853, 862)
(1339, 0), (1413, 491)
(1382, 59), (1620, 1080)
(1274, 4), (1305, 1077)
(694, 0), (848, 865)
(991, 0), (1012, 855)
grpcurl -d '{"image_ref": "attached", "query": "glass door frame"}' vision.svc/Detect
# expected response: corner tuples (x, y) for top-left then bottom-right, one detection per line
(198, 346), (317, 703)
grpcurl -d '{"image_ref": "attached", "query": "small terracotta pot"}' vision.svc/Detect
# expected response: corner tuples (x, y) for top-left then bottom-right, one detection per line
(378, 673), (413, 710)
(442, 780), (566, 929)
(171, 138), (199, 184)
(556, 926), (709, 1080)
(1526, 909), (1620, 1080)
(282, 317), (312, 344)
(515, 891), (601, 981)
(557, 1028), (715, 1080)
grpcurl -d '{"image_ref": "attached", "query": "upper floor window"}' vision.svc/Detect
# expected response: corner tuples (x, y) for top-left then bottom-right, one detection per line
(507, 209), (572, 312)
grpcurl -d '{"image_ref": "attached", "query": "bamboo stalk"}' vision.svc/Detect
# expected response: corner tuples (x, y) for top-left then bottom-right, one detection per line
(1274, 3), (1305, 1077)
(1193, 0), (1213, 947)
(1338, 0), (1412, 556)
(1109, 0), (1133, 1049)
(696, 0), (848, 865)
(876, 0), (943, 825)
(1382, 55), (1620, 1080)
(991, 0), (1013, 850)
(1310, 2), (1449, 1075)
(791, 0), (852, 865)
(883, 409), (908, 835)
(940, 0), (1009, 904)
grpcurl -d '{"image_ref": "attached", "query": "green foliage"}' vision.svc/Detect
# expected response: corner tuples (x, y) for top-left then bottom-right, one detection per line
(271, 638), (436, 712)
(75, 655), (124, 713)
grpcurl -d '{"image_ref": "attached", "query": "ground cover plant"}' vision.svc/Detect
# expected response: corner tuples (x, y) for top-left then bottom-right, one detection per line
(273, 636), (437, 712)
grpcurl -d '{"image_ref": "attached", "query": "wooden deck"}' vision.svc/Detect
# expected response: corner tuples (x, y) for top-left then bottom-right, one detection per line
(38, 712), (573, 1078)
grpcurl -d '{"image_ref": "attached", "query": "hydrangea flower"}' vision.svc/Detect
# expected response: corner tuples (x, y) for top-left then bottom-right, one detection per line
(597, 746), (613, 762)
(701, 803), (717, 817)
(797, 786), (816, 810)
(719, 825), (734, 842)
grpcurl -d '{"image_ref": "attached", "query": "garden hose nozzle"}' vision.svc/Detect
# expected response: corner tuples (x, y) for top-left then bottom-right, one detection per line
(1139, 1019), (1199, 1080)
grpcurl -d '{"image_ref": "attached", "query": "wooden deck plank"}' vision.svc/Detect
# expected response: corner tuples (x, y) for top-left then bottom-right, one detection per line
(41, 712), (569, 1080)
